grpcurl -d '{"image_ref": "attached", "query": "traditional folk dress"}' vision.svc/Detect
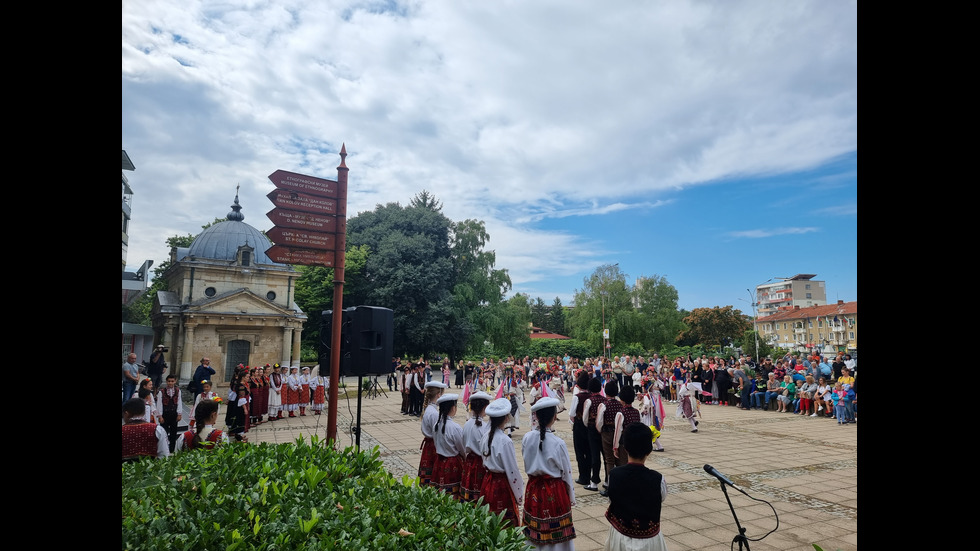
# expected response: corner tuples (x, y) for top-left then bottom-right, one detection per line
(175, 425), (229, 452)
(285, 371), (300, 415)
(300, 370), (312, 410)
(522, 428), (577, 549)
(267, 372), (283, 419)
(432, 413), (466, 500)
(191, 391), (219, 427)
(132, 391), (158, 425)
(254, 375), (269, 421)
(311, 376), (326, 414)
(156, 386), (183, 452)
(418, 402), (440, 486)
(604, 463), (669, 551)
(122, 421), (170, 460)
(460, 414), (491, 503)
(480, 426), (525, 527)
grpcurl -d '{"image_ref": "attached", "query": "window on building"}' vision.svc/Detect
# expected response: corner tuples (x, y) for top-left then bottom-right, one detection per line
(806, 293), (812, 299)
(818, 319), (822, 327)
(849, 332), (854, 339)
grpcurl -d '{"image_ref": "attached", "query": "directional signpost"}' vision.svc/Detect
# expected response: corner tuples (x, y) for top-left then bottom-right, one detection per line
(266, 145), (350, 445)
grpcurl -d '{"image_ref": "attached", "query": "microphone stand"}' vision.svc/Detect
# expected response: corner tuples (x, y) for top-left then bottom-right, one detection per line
(718, 481), (750, 550)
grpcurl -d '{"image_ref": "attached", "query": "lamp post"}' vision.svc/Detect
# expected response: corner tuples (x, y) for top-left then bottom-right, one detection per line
(745, 289), (759, 360)
(600, 263), (618, 361)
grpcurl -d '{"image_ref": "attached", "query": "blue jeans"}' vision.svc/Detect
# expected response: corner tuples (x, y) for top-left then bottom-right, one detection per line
(122, 380), (137, 406)
(751, 392), (766, 408)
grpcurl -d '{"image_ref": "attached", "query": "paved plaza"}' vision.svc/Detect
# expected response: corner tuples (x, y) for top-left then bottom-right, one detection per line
(241, 377), (858, 551)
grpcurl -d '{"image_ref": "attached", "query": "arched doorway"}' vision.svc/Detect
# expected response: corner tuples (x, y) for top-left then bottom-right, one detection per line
(225, 339), (252, 382)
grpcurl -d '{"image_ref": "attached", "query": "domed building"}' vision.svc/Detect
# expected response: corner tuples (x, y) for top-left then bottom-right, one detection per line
(152, 190), (307, 387)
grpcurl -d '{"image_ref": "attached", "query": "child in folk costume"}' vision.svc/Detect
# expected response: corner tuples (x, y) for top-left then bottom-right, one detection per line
(640, 380), (667, 452)
(226, 381), (250, 442)
(191, 380), (220, 429)
(528, 381), (542, 430)
(299, 366), (312, 416)
(522, 397), (577, 550)
(267, 364), (284, 421)
(612, 386), (648, 463)
(122, 398), (170, 461)
(310, 369), (326, 415)
(254, 365), (269, 423)
(418, 381), (447, 487)
(460, 391), (492, 503)
(480, 398), (525, 527)
(134, 379), (158, 424)
(675, 376), (701, 432)
(176, 399), (228, 452)
(508, 387), (523, 436)
(248, 367), (261, 425)
(604, 423), (670, 551)
(432, 394), (467, 500)
(285, 366), (300, 417)
(156, 373), (184, 453)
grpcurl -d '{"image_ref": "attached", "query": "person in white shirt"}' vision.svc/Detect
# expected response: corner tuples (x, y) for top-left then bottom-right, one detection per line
(522, 397), (576, 549)
(432, 394), (466, 500)
(480, 398), (525, 527)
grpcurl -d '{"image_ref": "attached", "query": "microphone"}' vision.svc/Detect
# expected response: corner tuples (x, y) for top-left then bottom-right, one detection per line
(704, 464), (745, 493)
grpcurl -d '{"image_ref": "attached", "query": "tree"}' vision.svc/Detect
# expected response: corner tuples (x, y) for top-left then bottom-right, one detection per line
(346, 196), (454, 358)
(567, 264), (636, 356)
(549, 297), (567, 336)
(294, 245), (370, 353)
(677, 306), (750, 350)
(634, 275), (685, 351)
(531, 296), (549, 330)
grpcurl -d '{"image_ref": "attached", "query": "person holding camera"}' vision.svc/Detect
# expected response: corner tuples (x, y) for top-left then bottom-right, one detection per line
(146, 345), (169, 391)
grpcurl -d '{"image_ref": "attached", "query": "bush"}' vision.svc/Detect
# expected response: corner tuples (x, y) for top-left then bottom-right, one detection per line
(122, 437), (531, 551)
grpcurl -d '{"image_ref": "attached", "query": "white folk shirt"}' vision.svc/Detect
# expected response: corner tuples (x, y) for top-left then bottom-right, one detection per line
(433, 416), (466, 459)
(521, 429), (576, 507)
(480, 428), (525, 505)
(421, 404), (439, 439)
(462, 416), (491, 456)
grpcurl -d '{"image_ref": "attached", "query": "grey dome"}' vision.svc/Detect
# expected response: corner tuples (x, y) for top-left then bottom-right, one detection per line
(186, 191), (280, 265)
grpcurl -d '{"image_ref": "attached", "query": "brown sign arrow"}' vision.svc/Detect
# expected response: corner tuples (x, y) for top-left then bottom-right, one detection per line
(269, 169), (339, 198)
(267, 227), (336, 251)
(267, 208), (340, 233)
(267, 189), (337, 215)
(266, 245), (335, 267)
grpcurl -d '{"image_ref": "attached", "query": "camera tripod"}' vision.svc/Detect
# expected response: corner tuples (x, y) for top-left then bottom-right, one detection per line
(365, 376), (387, 399)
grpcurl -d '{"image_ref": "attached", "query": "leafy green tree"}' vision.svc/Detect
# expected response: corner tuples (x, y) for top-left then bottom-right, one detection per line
(549, 297), (567, 336)
(567, 264), (635, 356)
(677, 306), (750, 349)
(634, 275), (685, 351)
(531, 296), (549, 330)
(294, 245), (370, 352)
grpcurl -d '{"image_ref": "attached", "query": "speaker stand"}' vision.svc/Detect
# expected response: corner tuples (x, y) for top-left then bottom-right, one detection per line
(366, 376), (387, 400)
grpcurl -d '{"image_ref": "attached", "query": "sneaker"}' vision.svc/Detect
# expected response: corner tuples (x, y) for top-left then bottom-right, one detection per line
(584, 483), (599, 491)
(810, 413), (817, 417)
(691, 428), (698, 433)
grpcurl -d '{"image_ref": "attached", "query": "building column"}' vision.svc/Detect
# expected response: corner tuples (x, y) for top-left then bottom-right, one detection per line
(180, 323), (197, 384)
(292, 325), (302, 369)
(281, 326), (294, 369)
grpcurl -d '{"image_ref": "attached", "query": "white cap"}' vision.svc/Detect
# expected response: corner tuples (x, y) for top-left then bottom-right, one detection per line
(486, 398), (512, 417)
(470, 391), (492, 401)
(424, 381), (447, 389)
(531, 397), (560, 412)
(436, 393), (459, 404)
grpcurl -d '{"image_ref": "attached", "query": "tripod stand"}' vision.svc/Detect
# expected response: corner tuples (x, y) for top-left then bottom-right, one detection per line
(366, 376), (387, 399)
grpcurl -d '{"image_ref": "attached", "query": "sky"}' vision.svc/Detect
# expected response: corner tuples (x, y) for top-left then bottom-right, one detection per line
(122, 0), (857, 314)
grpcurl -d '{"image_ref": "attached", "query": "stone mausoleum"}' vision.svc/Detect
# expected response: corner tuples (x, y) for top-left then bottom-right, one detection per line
(152, 191), (307, 387)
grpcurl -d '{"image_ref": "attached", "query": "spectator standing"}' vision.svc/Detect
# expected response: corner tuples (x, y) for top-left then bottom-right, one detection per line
(122, 353), (141, 406)
(146, 345), (168, 392)
(189, 358), (216, 400)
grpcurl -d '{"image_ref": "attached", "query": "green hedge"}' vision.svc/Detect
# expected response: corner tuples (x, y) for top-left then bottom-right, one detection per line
(122, 437), (530, 551)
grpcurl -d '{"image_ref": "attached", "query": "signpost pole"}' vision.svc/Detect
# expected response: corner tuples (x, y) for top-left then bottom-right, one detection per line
(327, 145), (349, 445)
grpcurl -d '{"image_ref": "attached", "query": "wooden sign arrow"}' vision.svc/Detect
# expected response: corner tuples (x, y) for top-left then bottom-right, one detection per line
(267, 189), (337, 215)
(268, 169), (339, 198)
(267, 227), (336, 251)
(267, 208), (340, 233)
(265, 245), (335, 267)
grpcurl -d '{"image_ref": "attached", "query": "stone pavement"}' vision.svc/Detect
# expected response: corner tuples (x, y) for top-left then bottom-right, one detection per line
(240, 378), (858, 551)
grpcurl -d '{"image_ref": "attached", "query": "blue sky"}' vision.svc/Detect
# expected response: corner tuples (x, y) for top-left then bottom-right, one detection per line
(122, 1), (857, 313)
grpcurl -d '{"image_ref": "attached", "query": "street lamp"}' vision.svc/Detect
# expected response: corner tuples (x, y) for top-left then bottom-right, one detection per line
(600, 263), (618, 360)
(744, 289), (759, 361)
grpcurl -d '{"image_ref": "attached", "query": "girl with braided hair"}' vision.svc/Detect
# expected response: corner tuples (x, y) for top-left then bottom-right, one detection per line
(417, 381), (446, 487)
(176, 399), (228, 451)
(479, 398), (525, 527)
(521, 396), (576, 549)
(432, 394), (466, 499)
(460, 391), (492, 503)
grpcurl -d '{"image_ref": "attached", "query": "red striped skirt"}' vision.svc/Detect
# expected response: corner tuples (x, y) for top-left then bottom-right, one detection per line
(460, 452), (488, 503)
(418, 437), (437, 486)
(300, 384), (310, 404)
(285, 386), (298, 405)
(480, 470), (521, 527)
(523, 475), (576, 545)
(433, 454), (463, 500)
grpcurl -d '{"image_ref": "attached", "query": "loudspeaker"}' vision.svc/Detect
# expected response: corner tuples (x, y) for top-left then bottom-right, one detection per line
(349, 306), (394, 376)
(319, 308), (354, 377)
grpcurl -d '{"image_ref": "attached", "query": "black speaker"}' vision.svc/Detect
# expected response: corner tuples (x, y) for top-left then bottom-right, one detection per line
(349, 306), (394, 376)
(320, 308), (354, 377)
